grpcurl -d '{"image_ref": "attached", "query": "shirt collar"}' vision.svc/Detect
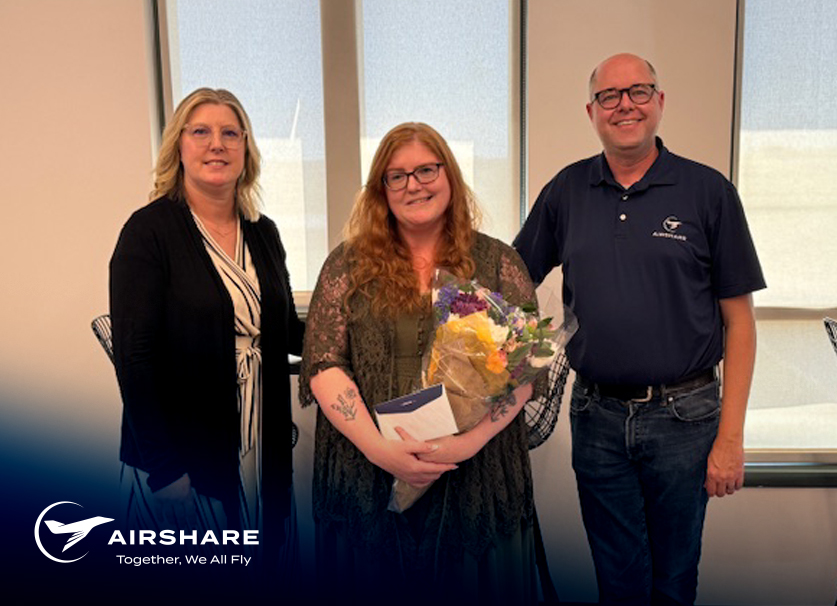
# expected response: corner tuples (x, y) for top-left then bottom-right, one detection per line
(589, 137), (677, 191)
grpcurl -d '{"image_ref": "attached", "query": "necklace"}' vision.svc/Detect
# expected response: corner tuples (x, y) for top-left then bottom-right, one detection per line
(198, 215), (237, 238)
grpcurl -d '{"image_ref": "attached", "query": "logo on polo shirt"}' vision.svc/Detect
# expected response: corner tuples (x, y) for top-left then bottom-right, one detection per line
(652, 215), (687, 241)
(662, 216), (682, 232)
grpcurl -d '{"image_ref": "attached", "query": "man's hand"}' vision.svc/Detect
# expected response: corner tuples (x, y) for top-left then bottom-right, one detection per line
(705, 437), (744, 497)
(707, 294), (756, 498)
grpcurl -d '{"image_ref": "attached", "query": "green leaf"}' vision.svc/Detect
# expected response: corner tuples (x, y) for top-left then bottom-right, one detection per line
(507, 343), (533, 366)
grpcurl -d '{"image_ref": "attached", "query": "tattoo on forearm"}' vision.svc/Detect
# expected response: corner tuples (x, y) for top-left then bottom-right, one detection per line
(490, 393), (515, 422)
(331, 387), (359, 421)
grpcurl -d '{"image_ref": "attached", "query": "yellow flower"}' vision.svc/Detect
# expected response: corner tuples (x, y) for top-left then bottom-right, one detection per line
(426, 310), (511, 395)
(445, 312), (497, 346)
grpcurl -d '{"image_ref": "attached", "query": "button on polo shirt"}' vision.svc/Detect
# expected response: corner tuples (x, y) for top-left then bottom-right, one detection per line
(514, 138), (765, 385)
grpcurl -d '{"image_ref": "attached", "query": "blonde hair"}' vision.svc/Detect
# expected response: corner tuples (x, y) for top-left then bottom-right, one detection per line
(150, 88), (262, 221)
(345, 122), (481, 317)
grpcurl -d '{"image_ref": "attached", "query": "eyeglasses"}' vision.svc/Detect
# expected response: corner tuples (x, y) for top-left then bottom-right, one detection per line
(592, 83), (657, 110)
(182, 124), (247, 149)
(383, 163), (444, 191)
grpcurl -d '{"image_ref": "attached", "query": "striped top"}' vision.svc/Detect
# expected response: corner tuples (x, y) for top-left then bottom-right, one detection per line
(192, 212), (261, 452)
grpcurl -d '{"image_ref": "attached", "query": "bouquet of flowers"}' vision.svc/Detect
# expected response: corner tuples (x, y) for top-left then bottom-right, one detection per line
(388, 269), (577, 512)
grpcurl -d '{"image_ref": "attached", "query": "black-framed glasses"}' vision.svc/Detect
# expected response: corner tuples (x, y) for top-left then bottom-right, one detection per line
(592, 83), (657, 110)
(182, 124), (247, 149)
(383, 163), (444, 191)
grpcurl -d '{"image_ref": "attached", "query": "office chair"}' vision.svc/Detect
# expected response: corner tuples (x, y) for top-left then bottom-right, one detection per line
(824, 317), (837, 360)
(91, 313), (114, 364)
(824, 318), (837, 606)
(525, 351), (570, 451)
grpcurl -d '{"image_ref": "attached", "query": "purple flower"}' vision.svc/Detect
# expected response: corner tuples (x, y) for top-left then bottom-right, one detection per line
(437, 285), (459, 307)
(450, 292), (489, 317)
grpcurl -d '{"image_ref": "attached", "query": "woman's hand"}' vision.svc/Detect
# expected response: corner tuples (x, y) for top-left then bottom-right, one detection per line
(312, 368), (458, 486)
(365, 428), (458, 487)
(417, 431), (481, 465)
(418, 383), (535, 465)
(152, 473), (198, 529)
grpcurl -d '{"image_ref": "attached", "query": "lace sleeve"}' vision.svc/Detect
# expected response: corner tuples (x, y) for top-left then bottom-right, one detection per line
(496, 243), (538, 311)
(496, 243), (550, 405)
(298, 244), (353, 408)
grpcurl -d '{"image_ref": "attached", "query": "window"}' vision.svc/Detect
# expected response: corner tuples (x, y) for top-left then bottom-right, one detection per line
(161, 0), (522, 292)
(164, 0), (328, 291)
(737, 0), (837, 453)
(359, 0), (520, 243)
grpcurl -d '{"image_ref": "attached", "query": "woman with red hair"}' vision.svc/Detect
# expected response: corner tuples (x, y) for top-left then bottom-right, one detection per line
(300, 122), (539, 604)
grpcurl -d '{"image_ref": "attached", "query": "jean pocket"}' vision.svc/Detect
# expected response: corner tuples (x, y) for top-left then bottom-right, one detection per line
(668, 380), (721, 422)
(570, 382), (594, 414)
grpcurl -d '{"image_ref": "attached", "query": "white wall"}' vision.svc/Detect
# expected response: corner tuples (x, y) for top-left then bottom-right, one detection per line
(1, 1), (158, 594)
(1, 0), (155, 484)
(2, 1), (834, 603)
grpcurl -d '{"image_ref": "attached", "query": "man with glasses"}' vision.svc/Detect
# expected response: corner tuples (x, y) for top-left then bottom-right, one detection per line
(514, 53), (765, 604)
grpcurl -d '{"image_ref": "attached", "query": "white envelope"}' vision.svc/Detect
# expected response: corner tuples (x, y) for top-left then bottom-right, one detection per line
(373, 383), (458, 441)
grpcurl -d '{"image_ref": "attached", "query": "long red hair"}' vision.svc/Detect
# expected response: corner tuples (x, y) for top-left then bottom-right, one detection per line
(345, 122), (481, 316)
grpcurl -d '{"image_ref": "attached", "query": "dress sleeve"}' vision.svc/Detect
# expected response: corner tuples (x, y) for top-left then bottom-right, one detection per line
(497, 242), (539, 310)
(110, 214), (187, 490)
(298, 244), (353, 408)
(496, 242), (549, 402)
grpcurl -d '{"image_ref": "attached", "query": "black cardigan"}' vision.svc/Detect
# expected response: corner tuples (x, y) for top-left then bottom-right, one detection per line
(110, 196), (304, 546)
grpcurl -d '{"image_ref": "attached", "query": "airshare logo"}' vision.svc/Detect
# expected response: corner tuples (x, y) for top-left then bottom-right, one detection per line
(663, 216), (683, 232)
(35, 501), (114, 563)
(652, 215), (687, 242)
(35, 501), (261, 566)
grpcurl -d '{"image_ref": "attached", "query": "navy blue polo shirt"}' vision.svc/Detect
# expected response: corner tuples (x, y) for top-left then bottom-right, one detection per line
(514, 138), (765, 385)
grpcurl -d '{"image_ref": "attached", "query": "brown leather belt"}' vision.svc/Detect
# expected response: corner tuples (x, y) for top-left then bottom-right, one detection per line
(577, 368), (717, 403)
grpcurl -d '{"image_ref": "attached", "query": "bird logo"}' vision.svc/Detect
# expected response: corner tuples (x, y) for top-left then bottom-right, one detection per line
(35, 502), (114, 563)
(663, 216), (682, 233)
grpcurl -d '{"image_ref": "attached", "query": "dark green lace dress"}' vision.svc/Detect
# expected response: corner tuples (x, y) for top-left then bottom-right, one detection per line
(299, 232), (538, 604)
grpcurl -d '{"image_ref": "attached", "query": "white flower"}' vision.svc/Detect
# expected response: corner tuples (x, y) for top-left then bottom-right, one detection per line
(488, 320), (509, 346)
(529, 352), (555, 368)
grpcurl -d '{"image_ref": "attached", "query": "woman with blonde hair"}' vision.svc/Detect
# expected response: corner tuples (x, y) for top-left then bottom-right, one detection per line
(110, 88), (303, 585)
(300, 122), (539, 604)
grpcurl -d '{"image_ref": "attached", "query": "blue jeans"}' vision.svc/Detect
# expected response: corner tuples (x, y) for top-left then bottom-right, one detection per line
(570, 377), (721, 606)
